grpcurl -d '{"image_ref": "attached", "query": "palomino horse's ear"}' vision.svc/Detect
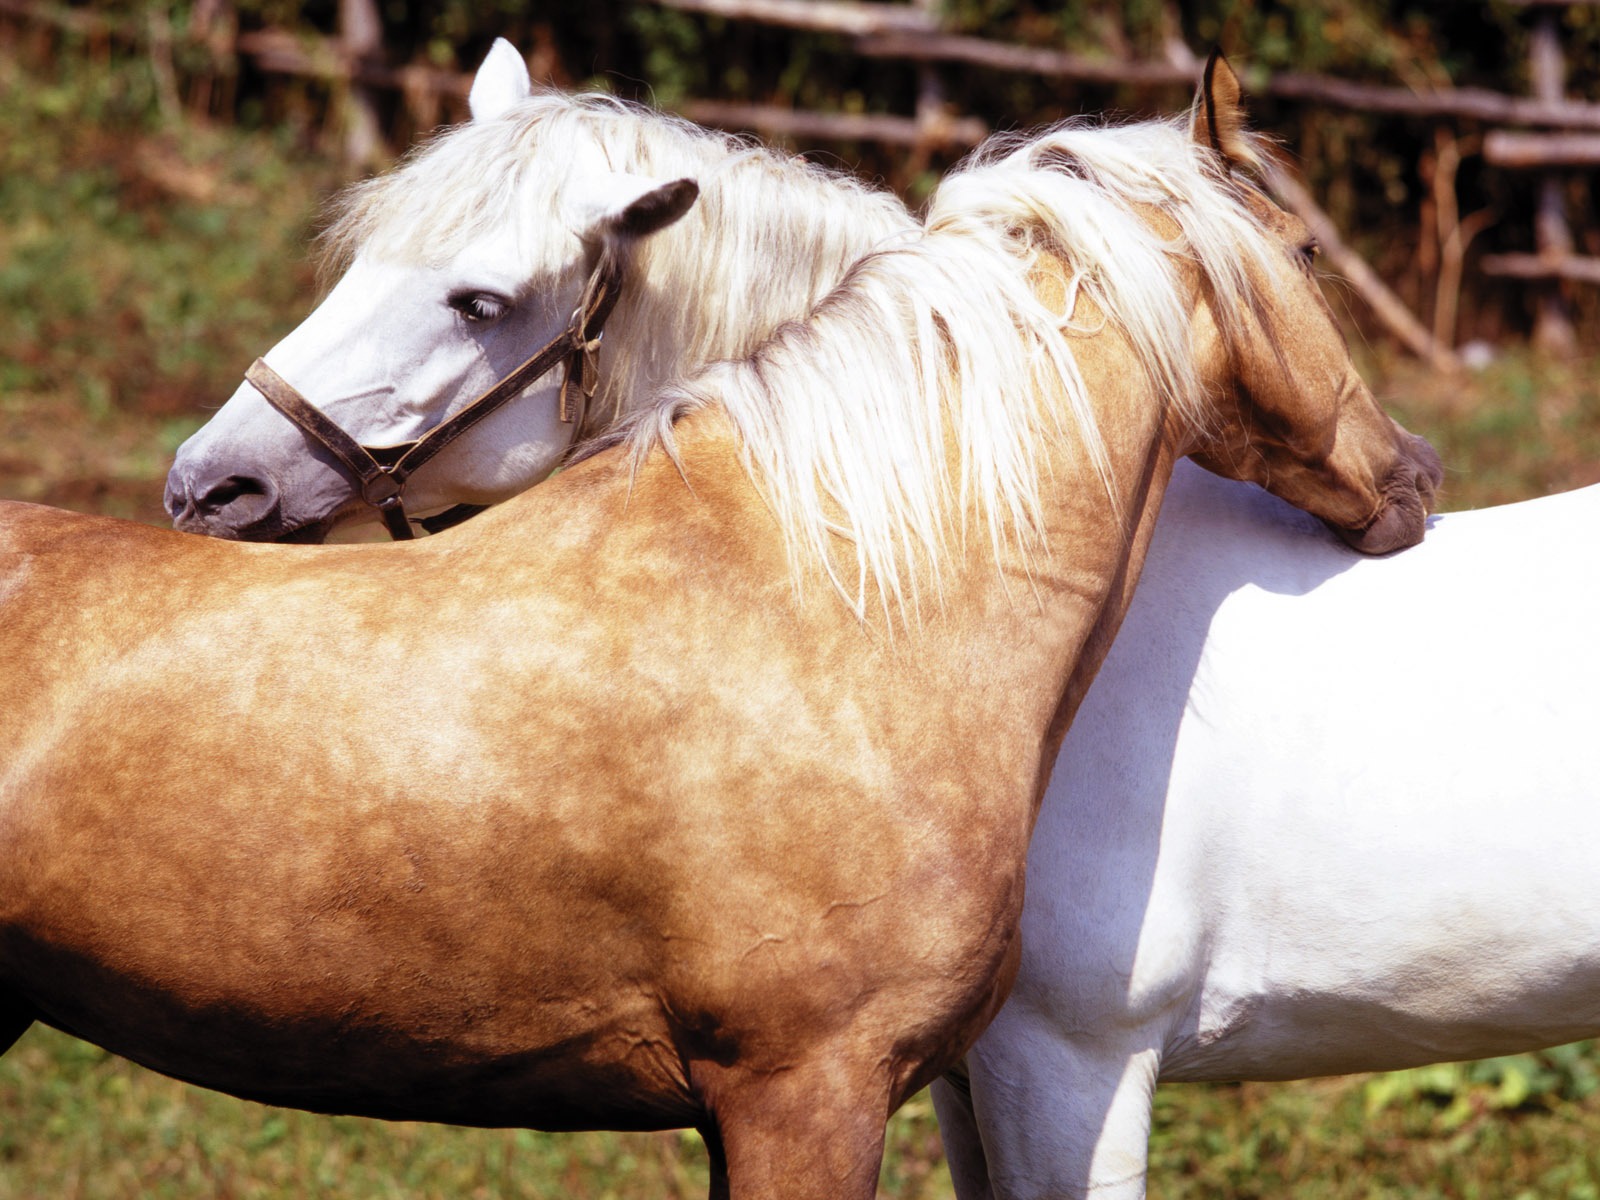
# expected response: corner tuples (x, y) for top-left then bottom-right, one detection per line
(1191, 50), (1260, 174)
(469, 38), (532, 123)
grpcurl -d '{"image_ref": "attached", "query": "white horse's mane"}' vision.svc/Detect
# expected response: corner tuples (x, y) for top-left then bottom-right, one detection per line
(318, 89), (915, 419)
(589, 113), (1290, 620)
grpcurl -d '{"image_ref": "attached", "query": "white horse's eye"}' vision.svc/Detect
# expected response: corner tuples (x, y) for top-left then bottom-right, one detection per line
(448, 291), (512, 323)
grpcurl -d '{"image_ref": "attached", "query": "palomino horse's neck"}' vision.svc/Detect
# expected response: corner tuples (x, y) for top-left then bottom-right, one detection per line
(561, 283), (1185, 826)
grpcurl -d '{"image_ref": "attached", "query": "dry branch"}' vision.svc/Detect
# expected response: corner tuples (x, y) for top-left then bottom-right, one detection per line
(651, 0), (934, 36)
(856, 31), (1196, 89)
(1249, 72), (1600, 131)
(682, 98), (986, 147)
(1481, 254), (1600, 285)
(1485, 130), (1600, 167)
(234, 29), (468, 97)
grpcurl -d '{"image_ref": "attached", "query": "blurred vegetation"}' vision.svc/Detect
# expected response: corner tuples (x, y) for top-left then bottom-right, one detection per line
(9, 1022), (1600, 1198)
(7, 0), (1600, 342)
(0, 37), (338, 520)
(4, 6), (1600, 1199)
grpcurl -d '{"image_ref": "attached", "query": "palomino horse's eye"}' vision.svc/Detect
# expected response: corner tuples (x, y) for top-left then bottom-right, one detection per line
(1297, 239), (1320, 268)
(448, 291), (512, 324)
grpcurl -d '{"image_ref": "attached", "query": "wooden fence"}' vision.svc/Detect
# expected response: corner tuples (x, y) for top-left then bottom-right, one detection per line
(5, 0), (1599, 364)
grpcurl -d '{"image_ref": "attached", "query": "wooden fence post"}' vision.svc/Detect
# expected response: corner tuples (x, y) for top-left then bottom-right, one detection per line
(1527, 5), (1579, 354)
(339, 0), (386, 171)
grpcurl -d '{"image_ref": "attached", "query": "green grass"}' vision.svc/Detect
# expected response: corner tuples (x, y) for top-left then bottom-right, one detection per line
(10, 1027), (1600, 1198)
(1378, 349), (1600, 510)
(0, 1026), (953, 1200)
(7, 37), (1600, 1200)
(0, 1027), (714, 1200)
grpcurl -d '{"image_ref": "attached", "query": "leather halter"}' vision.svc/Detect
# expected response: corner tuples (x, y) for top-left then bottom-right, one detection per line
(245, 252), (625, 540)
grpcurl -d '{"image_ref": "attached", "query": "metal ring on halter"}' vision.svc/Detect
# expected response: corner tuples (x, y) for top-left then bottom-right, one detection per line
(360, 471), (406, 508)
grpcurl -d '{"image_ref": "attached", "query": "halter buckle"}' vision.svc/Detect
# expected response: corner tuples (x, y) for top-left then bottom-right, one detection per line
(361, 470), (406, 508)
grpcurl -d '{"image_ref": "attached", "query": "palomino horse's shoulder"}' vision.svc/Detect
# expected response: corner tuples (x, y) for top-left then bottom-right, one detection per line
(0, 499), (105, 548)
(0, 502), (190, 579)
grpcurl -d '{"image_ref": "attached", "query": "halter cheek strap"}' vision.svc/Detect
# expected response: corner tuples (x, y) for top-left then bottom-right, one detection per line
(246, 252), (625, 540)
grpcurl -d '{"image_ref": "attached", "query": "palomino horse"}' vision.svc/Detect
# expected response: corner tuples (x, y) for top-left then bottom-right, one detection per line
(931, 461), (1600, 1200)
(166, 39), (916, 541)
(4, 59), (1437, 1197)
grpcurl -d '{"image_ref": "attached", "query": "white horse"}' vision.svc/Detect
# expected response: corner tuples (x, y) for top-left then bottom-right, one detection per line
(932, 458), (1600, 1199)
(166, 40), (914, 541)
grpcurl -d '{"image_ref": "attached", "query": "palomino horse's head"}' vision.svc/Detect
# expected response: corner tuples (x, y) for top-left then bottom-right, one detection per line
(167, 41), (913, 541)
(1180, 55), (1440, 553)
(914, 52), (1438, 563)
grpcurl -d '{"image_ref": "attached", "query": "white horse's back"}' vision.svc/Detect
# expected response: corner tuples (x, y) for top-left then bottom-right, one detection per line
(1161, 471), (1600, 1072)
(955, 466), (1600, 1199)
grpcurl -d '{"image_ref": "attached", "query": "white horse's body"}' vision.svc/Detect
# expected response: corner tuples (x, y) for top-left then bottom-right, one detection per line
(935, 459), (1600, 1199)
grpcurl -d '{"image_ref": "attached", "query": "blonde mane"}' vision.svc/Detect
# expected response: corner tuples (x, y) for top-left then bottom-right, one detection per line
(318, 90), (915, 421)
(930, 114), (1285, 434)
(593, 112), (1296, 620)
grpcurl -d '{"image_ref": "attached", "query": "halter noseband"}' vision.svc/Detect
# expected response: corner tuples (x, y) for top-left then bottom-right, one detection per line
(245, 252), (625, 541)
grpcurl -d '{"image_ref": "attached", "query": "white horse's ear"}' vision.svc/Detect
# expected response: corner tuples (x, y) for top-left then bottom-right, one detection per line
(566, 175), (700, 244)
(470, 39), (532, 123)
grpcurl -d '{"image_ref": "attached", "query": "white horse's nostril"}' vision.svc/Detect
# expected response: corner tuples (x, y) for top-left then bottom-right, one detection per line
(166, 470), (282, 536)
(192, 474), (273, 517)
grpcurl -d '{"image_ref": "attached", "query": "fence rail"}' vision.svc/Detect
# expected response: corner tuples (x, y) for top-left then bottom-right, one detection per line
(3, 0), (1596, 358)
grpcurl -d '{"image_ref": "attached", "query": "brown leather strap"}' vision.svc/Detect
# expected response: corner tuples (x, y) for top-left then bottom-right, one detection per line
(244, 250), (626, 539)
(248, 358), (416, 539)
(246, 358), (395, 500)
(394, 248), (623, 478)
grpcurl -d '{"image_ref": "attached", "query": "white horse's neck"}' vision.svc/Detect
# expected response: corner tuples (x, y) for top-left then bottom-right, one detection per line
(593, 154), (914, 427)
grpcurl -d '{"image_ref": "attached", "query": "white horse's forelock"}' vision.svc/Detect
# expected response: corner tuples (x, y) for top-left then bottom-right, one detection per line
(317, 90), (915, 420)
(598, 111), (1293, 621)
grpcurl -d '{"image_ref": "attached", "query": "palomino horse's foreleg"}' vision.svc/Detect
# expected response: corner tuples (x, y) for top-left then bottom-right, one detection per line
(0, 993), (36, 1055)
(930, 1072), (997, 1200)
(698, 1061), (892, 1199)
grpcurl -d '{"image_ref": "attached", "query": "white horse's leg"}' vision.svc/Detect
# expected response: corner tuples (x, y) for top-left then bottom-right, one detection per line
(932, 1072), (997, 1200)
(967, 1020), (1158, 1200)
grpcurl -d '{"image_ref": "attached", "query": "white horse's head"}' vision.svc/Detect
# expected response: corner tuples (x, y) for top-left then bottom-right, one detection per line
(165, 42), (696, 541)
(166, 43), (913, 541)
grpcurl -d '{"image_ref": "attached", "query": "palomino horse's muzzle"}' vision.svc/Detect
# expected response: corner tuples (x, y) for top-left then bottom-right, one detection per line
(245, 253), (626, 540)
